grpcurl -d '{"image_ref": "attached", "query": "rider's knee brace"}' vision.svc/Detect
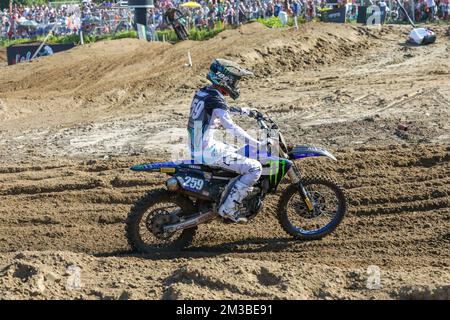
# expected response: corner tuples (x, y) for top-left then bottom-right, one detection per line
(240, 161), (262, 186)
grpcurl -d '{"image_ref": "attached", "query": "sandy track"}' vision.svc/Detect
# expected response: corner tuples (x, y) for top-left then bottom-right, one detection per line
(0, 146), (448, 257)
(0, 22), (449, 299)
(0, 145), (448, 299)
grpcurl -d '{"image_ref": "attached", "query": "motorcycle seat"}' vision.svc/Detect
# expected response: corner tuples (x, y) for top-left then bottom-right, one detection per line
(178, 162), (238, 178)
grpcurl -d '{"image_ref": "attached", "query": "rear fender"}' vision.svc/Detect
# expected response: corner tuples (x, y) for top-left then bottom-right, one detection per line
(130, 161), (178, 173)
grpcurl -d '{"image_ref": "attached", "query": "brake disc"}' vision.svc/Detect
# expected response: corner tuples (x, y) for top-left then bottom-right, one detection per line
(309, 191), (327, 217)
(147, 209), (179, 240)
(294, 191), (327, 219)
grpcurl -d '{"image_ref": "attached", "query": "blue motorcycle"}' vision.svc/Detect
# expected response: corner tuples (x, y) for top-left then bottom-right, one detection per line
(125, 114), (347, 253)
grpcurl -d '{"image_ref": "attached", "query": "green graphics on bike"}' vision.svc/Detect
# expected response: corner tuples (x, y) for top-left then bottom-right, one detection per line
(268, 159), (288, 185)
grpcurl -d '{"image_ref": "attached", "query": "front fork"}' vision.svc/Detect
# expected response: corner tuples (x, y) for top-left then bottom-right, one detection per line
(287, 163), (314, 211)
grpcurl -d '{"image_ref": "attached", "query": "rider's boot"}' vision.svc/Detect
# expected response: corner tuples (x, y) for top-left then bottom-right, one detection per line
(218, 180), (251, 224)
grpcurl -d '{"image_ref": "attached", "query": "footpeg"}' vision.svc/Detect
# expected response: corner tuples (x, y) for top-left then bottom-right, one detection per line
(220, 213), (248, 224)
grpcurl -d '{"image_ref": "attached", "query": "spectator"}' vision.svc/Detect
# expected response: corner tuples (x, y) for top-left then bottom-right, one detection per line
(292, 0), (302, 17)
(379, 0), (387, 23)
(274, 0), (283, 16)
(426, 0), (437, 21)
(278, 6), (288, 24)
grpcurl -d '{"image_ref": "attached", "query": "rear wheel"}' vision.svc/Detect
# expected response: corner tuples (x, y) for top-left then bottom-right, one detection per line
(125, 189), (197, 253)
(277, 176), (347, 240)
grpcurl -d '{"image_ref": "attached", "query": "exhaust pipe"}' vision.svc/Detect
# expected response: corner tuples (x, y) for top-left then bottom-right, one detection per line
(163, 210), (217, 233)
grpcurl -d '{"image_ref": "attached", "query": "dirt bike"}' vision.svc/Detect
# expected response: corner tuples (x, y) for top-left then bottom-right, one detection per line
(171, 17), (189, 41)
(125, 113), (347, 253)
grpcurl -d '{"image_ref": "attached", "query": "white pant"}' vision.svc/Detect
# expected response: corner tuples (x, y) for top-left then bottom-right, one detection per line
(210, 145), (262, 187)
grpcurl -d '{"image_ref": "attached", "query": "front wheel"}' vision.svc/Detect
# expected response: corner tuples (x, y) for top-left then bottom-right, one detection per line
(173, 24), (188, 41)
(180, 24), (189, 39)
(277, 176), (347, 240)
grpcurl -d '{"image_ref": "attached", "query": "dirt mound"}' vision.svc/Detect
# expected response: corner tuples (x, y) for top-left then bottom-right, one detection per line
(395, 285), (450, 300)
(0, 22), (388, 127)
(1, 251), (448, 299)
(0, 251), (109, 299)
(162, 258), (356, 300)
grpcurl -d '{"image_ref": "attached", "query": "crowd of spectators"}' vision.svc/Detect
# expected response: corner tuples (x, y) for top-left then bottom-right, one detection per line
(149, 0), (450, 29)
(151, 0), (321, 29)
(1, 0), (132, 39)
(400, 0), (450, 22)
(1, 0), (449, 40)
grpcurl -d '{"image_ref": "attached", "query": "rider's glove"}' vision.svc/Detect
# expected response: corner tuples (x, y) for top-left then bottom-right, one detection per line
(240, 107), (263, 119)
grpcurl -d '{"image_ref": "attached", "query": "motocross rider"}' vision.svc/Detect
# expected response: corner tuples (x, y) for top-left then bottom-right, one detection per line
(163, 3), (184, 27)
(187, 59), (266, 224)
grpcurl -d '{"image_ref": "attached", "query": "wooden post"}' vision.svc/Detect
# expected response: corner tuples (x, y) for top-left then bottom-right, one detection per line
(187, 51), (192, 67)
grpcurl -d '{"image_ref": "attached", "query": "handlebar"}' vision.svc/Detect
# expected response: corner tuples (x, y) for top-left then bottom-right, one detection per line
(230, 106), (279, 134)
(256, 113), (278, 130)
(256, 113), (289, 156)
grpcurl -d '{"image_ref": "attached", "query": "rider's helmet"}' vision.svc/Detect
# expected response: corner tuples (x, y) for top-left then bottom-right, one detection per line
(207, 58), (253, 100)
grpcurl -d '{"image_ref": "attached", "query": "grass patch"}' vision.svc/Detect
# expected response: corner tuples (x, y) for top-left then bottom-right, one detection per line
(256, 16), (308, 28)
(0, 24), (226, 47)
(0, 30), (138, 47)
(156, 21), (225, 42)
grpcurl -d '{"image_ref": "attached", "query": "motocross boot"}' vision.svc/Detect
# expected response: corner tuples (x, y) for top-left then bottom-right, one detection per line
(218, 180), (251, 224)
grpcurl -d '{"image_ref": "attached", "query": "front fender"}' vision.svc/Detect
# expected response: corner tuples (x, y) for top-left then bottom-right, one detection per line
(289, 145), (337, 161)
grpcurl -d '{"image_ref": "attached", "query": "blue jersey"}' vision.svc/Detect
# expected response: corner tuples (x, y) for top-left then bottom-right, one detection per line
(187, 86), (228, 158)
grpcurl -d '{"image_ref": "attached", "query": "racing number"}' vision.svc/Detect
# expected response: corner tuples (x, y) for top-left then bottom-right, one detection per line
(190, 98), (205, 120)
(183, 176), (204, 190)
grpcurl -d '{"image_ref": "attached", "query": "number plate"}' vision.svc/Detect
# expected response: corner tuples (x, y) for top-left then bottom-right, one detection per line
(181, 176), (205, 192)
